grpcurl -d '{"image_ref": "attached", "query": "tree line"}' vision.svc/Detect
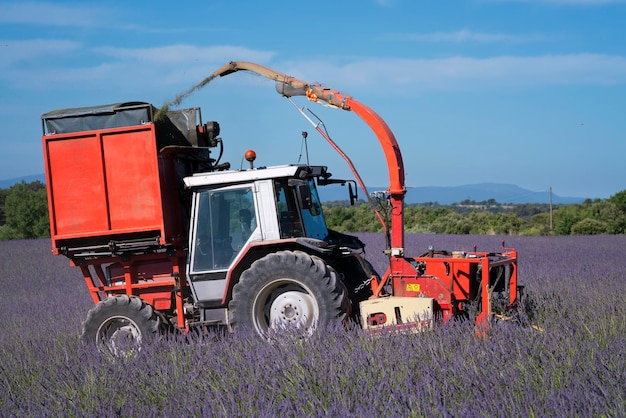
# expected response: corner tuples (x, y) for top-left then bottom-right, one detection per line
(0, 181), (49, 240)
(323, 190), (626, 235)
(1, 181), (625, 240)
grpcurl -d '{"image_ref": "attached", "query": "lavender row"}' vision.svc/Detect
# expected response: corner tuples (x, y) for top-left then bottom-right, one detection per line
(1, 236), (624, 416)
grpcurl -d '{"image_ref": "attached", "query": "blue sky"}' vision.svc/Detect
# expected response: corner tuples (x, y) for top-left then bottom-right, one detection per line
(1, 0), (625, 200)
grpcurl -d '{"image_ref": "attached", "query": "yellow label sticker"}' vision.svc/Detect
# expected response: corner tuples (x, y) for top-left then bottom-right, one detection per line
(406, 283), (421, 292)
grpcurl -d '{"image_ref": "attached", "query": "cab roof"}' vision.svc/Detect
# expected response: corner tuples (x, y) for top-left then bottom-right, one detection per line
(183, 165), (327, 189)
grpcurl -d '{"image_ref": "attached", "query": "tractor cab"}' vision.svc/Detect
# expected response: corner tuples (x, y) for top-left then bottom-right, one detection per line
(183, 164), (334, 305)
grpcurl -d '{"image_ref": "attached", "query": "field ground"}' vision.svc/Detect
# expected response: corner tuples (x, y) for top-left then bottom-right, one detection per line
(1, 235), (624, 417)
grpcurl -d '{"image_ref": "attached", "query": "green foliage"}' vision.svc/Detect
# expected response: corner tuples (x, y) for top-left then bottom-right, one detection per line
(608, 189), (626, 213)
(324, 189), (626, 236)
(552, 198), (626, 235)
(430, 212), (470, 234)
(0, 181), (50, 240)
(570, 218), (610, 235)
(405, 206), (452, 233)
(490, 213), (525, 235)
(0, 187), (10, 225)
(526, 213), (552, 236)
(323, 203), (381, 233)
(586, 201), (625, 234)
(552, 205), (580, 235)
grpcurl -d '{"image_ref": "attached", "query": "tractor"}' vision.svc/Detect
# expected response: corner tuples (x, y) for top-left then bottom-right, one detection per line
(41, 62), (519, 356)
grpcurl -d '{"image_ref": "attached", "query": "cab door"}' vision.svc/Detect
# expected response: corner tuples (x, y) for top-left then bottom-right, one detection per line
(187, 184), (257, 303)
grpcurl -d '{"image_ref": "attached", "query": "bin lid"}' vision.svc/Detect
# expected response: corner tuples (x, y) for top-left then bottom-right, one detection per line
(41, 102), (154, 134)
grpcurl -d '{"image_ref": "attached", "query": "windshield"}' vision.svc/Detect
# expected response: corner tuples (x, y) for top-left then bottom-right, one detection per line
(275, 179), (328, 240)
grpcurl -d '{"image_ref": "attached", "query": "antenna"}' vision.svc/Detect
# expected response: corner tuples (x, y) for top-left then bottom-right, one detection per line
(298, 131), (310, 165)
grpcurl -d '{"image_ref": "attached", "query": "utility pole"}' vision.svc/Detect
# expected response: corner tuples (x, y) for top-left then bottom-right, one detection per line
(549, 187), (553, 232)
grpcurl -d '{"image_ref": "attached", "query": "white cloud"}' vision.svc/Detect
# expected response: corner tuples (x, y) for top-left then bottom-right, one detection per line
(95, 45), (275, 66)
(0, 42), (277, 95)
(289, 54), (626, 92)
(0, 2), (110, 27)
(2, 39), (625, 95)
(0, 39), (81, 68)
(384, 29), (547, 43)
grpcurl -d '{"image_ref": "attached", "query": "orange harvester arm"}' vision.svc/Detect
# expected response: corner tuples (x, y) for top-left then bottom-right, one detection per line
(211, 61), (407, 250)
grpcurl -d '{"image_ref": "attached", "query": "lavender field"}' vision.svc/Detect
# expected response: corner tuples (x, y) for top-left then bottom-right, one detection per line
(1, 235), (625, 417)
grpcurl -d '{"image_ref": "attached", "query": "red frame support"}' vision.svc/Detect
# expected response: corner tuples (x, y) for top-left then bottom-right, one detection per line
(73, 251), (188, 329)
(372, 248), (518, 325)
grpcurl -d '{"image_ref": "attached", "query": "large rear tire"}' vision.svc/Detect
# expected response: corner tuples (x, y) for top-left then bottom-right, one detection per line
(80, 295), (159, 358)
(229, 250), (346, 338)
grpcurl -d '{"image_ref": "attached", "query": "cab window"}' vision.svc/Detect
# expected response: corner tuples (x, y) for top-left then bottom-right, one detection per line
(191, 186), (256, 272)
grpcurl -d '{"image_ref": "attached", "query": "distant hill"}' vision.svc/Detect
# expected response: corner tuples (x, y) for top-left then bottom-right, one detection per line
(1, 174), (586, 205)
(317, 182), (586, 204)
(406, 183), (585, 205)
(0, 174), (46, 189)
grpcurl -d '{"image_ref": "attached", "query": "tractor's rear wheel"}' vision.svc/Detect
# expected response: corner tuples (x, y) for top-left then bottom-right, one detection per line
(80, 295), (159, 358)
(229, 250), (346, 338)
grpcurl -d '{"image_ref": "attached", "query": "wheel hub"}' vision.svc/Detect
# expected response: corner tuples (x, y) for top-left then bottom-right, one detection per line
(97, 316), (142, 357)
(269, 291), (315, 330)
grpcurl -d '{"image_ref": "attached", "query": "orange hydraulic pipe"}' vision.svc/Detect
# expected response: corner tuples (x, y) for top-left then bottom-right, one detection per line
(212, 61), (407, 249)
(343, 98), (406, 251)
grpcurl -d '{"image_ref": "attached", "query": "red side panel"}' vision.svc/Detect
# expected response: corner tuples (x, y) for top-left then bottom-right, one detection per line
(43, 124), (182, 253)
(101, 128), (162, 231)
(46, 134), (109, 236)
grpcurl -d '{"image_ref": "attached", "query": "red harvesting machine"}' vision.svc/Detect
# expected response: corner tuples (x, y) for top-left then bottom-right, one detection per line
(42, 62), (520, 356)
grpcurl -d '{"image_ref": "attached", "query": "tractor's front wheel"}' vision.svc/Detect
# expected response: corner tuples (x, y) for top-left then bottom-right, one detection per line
(80, 295), (159, 358)
(229, 251), (347, 338)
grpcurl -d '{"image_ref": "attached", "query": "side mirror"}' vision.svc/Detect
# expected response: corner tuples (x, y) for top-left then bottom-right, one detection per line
(349, 182), (357, 206)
